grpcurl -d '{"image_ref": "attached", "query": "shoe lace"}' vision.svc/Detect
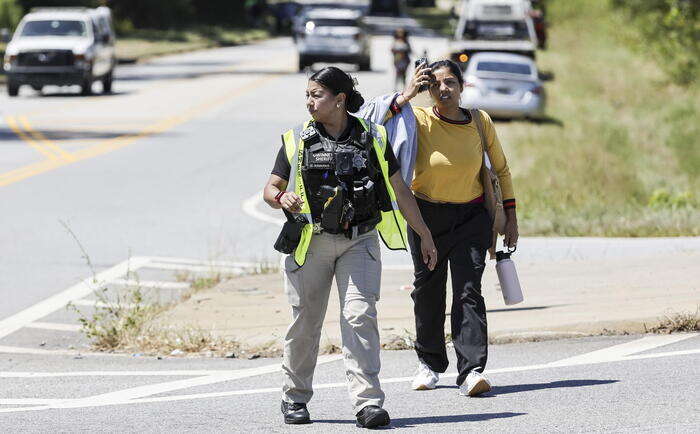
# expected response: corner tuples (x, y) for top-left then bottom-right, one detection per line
(288, 403), (306, 411)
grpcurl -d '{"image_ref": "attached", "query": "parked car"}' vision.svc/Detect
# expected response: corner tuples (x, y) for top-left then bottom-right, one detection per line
(451, 0), (538, 62)
(295, 8), (371, 71)
(3, 6), (116, 97)
(461, 52), (545, 119)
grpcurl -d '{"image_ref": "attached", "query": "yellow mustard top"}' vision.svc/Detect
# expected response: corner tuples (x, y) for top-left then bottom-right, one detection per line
(410, 106), (515, 204)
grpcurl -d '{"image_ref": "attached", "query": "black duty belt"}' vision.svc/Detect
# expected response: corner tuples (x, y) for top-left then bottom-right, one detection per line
(317, 221), (376, 238)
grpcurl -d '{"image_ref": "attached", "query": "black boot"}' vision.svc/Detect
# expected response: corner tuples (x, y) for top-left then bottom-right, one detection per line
(356, 405), (390, 428)
(281, 401), (311, 424)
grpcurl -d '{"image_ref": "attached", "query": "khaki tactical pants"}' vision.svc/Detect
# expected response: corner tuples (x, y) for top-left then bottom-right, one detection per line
(282, 230), (384, 414)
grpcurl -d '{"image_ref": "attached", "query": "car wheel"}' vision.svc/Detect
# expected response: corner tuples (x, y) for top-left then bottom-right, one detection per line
(102, 71), (113, 94)
(359, 58), (371, 72)
(7, 80), (19, 97)
(298, 57), (307, 72)
(81, 77), (93, 96)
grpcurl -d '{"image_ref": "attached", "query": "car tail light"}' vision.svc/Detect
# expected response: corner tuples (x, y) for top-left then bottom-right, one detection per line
(74, 54), (86, 62)
(530, 85), (543, 95)
(354, 33), (361, 41)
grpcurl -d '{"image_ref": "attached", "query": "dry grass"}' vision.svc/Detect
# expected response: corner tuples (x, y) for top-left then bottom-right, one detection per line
(646, 308), (700, 334)
(73, 262), (282, 357)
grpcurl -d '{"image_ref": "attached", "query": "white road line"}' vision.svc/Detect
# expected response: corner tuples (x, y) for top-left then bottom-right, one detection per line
(242, 190), (285, 226)
(0, 337), (697, 414)
(547, 333), (696, 367)
(0, 370), (241, 378)
(4, 345), (697, 414)
(0, 345), (130, 357)
(110, 279), (191, 290)
(0, 257), (151, 340)
(0, 399), (64, 405)
(57, 354), (343, 408)
(25, 322), (82, 332)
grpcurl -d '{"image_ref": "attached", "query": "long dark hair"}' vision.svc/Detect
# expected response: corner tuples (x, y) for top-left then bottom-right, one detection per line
(428, 59), (464, 89)
(309, 66), (365, 112)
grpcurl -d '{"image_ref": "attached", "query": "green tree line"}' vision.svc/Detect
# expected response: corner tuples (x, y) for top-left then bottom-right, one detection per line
(613, 0), (699, 85)
(1, 0), (253, 32)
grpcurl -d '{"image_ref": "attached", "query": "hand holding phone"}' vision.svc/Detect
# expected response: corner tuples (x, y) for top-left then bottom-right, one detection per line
(415, 57), (430, 92)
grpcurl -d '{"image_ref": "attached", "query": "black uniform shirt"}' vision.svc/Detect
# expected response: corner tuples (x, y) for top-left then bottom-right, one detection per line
(271, 117), (400, 181)
(271, 117), (401, 223)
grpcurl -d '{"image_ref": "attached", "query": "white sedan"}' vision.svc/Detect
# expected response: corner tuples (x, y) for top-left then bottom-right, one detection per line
(461, 52), (545, 120)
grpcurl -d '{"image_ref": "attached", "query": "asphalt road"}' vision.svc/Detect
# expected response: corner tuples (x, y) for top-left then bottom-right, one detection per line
(2, 36), (699, 432)
(1, 334), (698, 432)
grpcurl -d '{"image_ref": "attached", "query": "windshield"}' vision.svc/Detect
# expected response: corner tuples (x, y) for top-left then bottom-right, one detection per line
(476, 61), (532, 75)
(307, 19), (358, 28)
(20, 20), (87, 37)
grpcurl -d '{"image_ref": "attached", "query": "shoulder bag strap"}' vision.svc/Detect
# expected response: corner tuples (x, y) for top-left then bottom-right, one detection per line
(471, 109), (491, 168)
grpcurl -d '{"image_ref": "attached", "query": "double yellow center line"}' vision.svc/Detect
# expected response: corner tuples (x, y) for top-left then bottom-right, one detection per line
(1, 74), (280, 188)
(5, 116), (75, 162)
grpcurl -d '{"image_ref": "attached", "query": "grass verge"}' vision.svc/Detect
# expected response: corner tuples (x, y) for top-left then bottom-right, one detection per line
(115, 27), (269, 64)
(499, 0), (700, 236)
(0, 27), (268, 85)
(408, 6), (457, 37)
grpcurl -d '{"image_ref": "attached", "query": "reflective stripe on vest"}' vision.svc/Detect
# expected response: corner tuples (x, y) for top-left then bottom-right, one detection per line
(282, 117), (408, 267)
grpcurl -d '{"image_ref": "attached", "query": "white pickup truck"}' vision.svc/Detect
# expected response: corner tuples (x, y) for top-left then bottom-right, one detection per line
(3, 7), (116, 96)
(450, 0), (538, 64)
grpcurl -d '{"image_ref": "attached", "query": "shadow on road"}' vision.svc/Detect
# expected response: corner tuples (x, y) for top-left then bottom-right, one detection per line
(445, 305), (566, 315)
(116, 68), (388, 82)
(491, 379), (619, 396)
(116, 69), (299, 81)
(492, 115), (564, 127)
(0, 129), (17, 141)
(6, 128), (173, 141)
(35, 90), (136, 98)
(313, 412), (526, 428)
(486, 305), (565, 314)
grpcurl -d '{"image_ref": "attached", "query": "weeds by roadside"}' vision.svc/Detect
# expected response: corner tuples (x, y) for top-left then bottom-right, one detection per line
(646, 308), (700, 334)
(63, 219), (280, 358)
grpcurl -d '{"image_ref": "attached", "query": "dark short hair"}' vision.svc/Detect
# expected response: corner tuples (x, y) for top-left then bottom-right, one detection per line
(309, 66), (365, 112)
(428, 59), (464, 88)
(393, 28), (408, 39)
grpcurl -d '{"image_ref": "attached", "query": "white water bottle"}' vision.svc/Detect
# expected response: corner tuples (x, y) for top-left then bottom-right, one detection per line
(495, 250), (524, 305)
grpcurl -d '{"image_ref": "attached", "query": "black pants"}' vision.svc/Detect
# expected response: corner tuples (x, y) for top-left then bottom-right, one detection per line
(408, 198), (492, 386)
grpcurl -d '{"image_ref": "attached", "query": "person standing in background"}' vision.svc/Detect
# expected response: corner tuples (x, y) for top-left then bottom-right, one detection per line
(390, 28), (412, 91)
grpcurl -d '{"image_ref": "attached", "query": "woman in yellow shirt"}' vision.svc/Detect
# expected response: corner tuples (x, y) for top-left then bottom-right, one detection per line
(392, 59), (518, 397)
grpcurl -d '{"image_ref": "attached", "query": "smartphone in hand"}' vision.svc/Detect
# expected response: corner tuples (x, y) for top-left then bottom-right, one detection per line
(415, 57), (430, 92)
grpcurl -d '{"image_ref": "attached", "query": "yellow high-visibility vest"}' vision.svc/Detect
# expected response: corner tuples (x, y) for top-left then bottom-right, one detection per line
(282, 117), (408, 266)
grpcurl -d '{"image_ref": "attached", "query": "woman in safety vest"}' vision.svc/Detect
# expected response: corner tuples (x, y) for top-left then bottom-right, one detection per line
(390, 59), (519, 397)
(263, 66), (437, 428)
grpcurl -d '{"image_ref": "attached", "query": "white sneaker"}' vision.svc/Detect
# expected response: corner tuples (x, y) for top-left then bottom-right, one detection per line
(459, 370), (492, 397)
(411, 361), (439, 390)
